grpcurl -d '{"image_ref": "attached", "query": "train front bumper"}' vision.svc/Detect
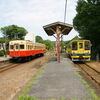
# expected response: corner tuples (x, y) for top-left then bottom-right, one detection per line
(71, 53), (91, 61)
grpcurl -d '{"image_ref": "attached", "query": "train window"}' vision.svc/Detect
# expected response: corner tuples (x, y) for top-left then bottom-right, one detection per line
(10, 45), (14, 49)
(28, 45), (30, 50)
(85, 41), (90, 50)
(30, 46), (31, 49)
(31, 45), (33, 49)
(16, 45), (19, 49)
(26, 45), (28, 50)
(72, 42), (77, 50)
(79, 43), (83, 49)
(20, 45), (24, 49)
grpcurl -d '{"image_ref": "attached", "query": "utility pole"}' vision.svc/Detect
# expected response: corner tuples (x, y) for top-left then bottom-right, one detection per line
(64, 0), (67, 23)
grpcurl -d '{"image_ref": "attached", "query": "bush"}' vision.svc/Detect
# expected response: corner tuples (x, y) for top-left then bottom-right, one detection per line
(0, 50), (5, 56)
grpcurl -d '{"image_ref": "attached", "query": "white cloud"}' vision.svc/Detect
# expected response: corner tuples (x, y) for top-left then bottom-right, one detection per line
(0, 0), (78, 40)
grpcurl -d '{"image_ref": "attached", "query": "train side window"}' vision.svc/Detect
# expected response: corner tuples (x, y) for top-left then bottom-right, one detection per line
(26, 45), (28, 50)
(10, 45), (14, 49)
(79, 43), (83, 49)
(20, 45), (24, 49)
(72, 42), (77, 50)
(31, 45), (33, 49)
(85, 41), (90, 50)
(32, 45), (34, 49)
(16, 45), (19, 49)
(30, 46), (31, 50)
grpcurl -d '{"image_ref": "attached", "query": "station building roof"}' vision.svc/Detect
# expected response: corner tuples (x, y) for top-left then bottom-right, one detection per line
(43, 21), (73, 36)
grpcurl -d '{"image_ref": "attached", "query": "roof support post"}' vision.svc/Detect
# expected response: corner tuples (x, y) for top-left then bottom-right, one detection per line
(56, 26), (62, 62)
(43, 21), (73, 63)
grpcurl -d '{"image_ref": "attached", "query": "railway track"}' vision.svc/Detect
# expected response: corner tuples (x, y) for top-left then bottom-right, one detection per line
(0, 54), (51, 73)
(0, 62), (21, 73)
(75, 62), (100, 87)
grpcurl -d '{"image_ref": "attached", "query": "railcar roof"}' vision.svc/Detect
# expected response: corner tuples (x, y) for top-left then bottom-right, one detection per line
(71, 40), (90, 42)
(9, 40), (45, 46)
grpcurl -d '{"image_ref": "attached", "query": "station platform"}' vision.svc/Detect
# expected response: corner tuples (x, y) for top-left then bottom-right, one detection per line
(0, 55), (11, 62)
(28, 56), (94, 100)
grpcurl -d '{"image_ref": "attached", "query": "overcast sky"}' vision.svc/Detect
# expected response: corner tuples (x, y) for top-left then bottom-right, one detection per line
(0, 0), (78, 41)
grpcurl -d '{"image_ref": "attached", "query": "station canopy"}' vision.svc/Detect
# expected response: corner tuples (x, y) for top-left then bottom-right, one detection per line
(43, 21), (73, 36)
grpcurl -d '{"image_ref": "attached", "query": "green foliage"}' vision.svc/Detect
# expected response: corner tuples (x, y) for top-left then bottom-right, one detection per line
(0, 50), (4, 56)
(73, 0), (100, 56)
(18, 96), (66, 100)
(36, 35), (55, 50)
(0, 25), (28, 40)
(36, 36), (43, 43)
(76, 72), (100, 100)
(71, 36), (80, 41)
(0, 38), (10, 55)
(43, 40), (55, 50)
(18, 96), (38, 100)
(0, 38), (10, 43)
(18, 66), (46, 100)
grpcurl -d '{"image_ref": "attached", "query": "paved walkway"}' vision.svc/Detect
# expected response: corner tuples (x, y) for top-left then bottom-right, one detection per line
(28, 57), (93, 100)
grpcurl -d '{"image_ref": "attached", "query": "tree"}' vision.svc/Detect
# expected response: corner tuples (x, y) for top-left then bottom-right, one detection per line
(36, 35), (43, 43)
(71, 36), (80, 41)
(35, 36), (55, 50)
(73, 0), (100, 56)
(0, 25), (28, 40)
(42, 40), (55, 50)
(0, 38), (10, 43)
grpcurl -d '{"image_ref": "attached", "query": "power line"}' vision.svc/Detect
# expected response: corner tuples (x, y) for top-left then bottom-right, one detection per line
(64, 0), (67, 23)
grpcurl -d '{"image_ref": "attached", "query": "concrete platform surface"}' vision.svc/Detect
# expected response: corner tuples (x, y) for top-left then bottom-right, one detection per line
(28, 57), (93, 100)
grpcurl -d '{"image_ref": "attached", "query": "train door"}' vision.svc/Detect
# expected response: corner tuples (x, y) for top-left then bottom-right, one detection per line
(85, 41), (91, 50)
(78, 42), (84, 53)
(14, 44), (20, 56)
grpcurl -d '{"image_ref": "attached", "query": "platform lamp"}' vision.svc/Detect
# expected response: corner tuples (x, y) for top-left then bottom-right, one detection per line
(43, 21), (73, 62)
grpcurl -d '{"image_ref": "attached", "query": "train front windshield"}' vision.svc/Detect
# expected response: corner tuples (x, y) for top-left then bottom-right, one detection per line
(79, 43), (83, 49)
(85, 41), (91, 50)
(72, 42), (77, 50)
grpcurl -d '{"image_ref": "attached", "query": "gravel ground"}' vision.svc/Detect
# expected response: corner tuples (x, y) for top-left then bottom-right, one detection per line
(28, 57), (93, 100)
(0, 54), (51, 100)
(86, 61), (100, 72)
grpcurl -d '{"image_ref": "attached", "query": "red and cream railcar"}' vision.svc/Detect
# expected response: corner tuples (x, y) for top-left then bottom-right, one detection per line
(9, 40), (46, 58)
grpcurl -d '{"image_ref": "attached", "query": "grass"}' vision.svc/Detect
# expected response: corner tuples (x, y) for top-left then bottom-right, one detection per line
(18, 65), (45, 100)
(18, 63), (100, 100)
(18, 96), (66, 100)
(18, 96), (95, 100)
(76, 72), (100, 100)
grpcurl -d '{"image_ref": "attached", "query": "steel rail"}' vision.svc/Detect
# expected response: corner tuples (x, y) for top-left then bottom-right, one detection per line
(85, 63), (100, 74)
(76, 63), (100, 87)
(0, 63), (21, 73)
